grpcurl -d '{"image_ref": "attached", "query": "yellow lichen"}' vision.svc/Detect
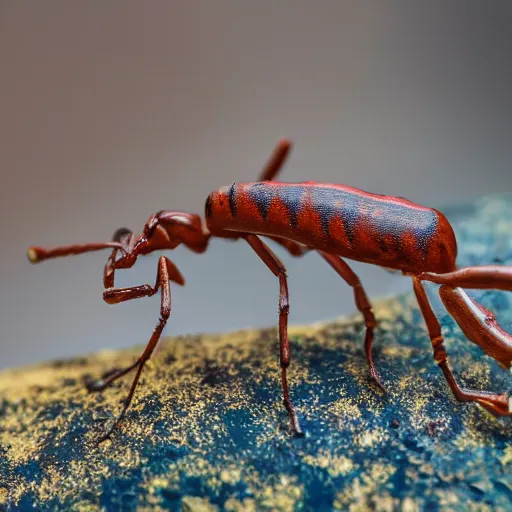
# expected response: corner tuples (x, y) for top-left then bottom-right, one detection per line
(334, 463), (396, 510)
(182, 496), (219, 511)
(331, 397), (362, 422)
(224, 497), (257, 511)
(220, 468), (242, 483)
(303, 450), (355, 477)
(354, 427), (387, 448)
(260, 475), (303, 512)
(401, 497), (420, 512)
(501, 446), (512, 466)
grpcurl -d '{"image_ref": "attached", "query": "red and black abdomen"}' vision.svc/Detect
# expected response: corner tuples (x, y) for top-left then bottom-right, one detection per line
(205, 182), (457, 273)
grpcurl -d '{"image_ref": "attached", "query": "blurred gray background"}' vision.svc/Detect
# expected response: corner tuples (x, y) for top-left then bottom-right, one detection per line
(1, 1), (511, 369)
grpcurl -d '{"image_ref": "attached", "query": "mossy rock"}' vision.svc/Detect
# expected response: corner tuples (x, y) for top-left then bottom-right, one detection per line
(1, 195), (512, 511)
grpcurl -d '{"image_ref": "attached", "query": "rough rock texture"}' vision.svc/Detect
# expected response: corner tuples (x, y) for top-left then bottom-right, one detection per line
(1, 195), (512, 511)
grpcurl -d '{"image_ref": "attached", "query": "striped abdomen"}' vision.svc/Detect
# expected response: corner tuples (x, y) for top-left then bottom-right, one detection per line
(205, 182), (457, 273)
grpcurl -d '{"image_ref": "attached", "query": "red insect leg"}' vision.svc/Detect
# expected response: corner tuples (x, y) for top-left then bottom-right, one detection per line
(244, 234), (303, 436)
(320, 251), (385, 391)
(438, 286), (512, 369)
(413, 277), (510, 417)
(87, 255), (176, 442)
(259, 138), (292, 182)
(419, 266), (512, 291)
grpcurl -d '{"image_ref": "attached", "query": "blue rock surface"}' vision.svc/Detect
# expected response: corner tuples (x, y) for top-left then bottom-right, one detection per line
(1, 195), (512, 511)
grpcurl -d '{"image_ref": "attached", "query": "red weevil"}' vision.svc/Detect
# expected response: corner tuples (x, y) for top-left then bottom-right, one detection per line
(27, 140), (512, 440)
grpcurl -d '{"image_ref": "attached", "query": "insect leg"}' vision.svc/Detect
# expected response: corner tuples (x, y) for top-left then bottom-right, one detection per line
(88, 256), (174, 441)
(244, 234), (303, 436)
(258, 139), (292, 182)
(437, 285), (512, 368)
(90, 255), (183, 392)
(216, 229), (311, 258)
(266, 237), (312, 257)
(418, 266), (512, 292)
(319, 251), (385, 391)
(104, 228), (136, 288)
(84, 282), (161, 393)
(413, 277), (510, 416)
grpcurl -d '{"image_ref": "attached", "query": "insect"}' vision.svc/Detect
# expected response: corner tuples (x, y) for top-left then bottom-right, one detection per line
(28, 140), (512, 441)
